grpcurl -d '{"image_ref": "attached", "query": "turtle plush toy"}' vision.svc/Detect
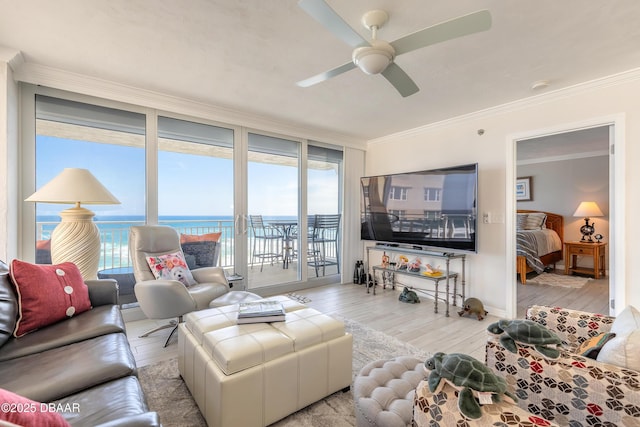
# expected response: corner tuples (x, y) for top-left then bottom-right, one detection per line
(458, 297), (488, 320)
(487, 319), (563, 359)
(424, 352), (517, 420)
(398, 287), (420, 303)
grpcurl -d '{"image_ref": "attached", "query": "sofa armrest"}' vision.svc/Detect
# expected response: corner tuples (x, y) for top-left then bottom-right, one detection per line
(93, 412), (161, 427)
(86, 279), (119, 307)
(526, 305), (615, 348)
(486, 339), (640, 425)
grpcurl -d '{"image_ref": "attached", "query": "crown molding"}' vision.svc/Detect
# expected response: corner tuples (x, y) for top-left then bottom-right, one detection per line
(0, 46), (24, 71)
(13, 62), (366, 150)
(368, 67), (640, 145)
(517, 149), (609, 166)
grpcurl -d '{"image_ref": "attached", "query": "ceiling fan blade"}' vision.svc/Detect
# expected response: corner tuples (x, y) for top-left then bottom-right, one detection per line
(298, 0), (369, 48)
(297, 62), (357, 87)
(391, 10), (492, 56)
(381, 63), (419, 97)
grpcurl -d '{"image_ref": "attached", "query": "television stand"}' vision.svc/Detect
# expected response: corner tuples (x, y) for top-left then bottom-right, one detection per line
(365, 245), (466, 317)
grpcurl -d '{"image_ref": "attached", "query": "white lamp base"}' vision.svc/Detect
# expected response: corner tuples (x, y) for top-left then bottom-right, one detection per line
(50, 206), (101, 280)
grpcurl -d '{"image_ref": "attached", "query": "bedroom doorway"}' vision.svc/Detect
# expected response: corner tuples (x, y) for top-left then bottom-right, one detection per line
(511, 118), (623, 317)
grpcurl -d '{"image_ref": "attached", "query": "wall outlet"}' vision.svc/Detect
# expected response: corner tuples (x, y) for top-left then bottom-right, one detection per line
(483, 212), (491, 224)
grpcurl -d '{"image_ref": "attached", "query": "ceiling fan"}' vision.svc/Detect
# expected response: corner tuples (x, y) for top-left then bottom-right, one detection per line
(296, 0), (492, 97)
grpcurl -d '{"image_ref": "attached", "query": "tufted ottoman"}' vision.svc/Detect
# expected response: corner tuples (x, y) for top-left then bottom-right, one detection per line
(178, 297), (353, 427)
(353, 356), (425, 427)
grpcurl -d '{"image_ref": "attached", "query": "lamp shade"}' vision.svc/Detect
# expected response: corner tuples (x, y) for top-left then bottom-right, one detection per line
(25, 168), (120, 206)
(573, 201), (604, 218)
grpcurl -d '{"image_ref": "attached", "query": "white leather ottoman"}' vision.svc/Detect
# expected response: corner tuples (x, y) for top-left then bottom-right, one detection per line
(178, 297), (353, 427)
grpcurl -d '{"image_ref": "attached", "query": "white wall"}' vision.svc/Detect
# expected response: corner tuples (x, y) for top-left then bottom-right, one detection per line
(366, 72), (640, 316)
(0, 54), (20, 262)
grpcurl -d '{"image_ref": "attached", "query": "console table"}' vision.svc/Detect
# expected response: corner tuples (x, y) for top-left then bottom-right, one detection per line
(365, 245), (466, 317)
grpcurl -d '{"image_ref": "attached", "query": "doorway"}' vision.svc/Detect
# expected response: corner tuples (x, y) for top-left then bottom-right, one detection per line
(516, 126), (609, 315)
(507, 116), (625, 318)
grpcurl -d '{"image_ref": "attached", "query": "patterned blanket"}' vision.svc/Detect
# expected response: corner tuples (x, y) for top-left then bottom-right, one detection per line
(516, 231), (545, 273)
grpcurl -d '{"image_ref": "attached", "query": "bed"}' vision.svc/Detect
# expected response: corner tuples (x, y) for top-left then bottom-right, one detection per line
(516, 210), (564, 284)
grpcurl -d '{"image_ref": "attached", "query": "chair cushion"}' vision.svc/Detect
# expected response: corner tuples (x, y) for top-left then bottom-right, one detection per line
(597, 305), (640, 370)
(0, 387), (70, 427)
(145, 250), (196, 286)
(9, 260), (91, 337)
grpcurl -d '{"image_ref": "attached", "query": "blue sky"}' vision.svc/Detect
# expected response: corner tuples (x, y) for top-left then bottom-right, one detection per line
(36, 136), (338, 218)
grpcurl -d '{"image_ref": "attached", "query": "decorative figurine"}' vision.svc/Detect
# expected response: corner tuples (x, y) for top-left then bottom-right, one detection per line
(458, 297), (488, 321)
(408, 257), (422, 273)
(398, 287), (420, 303)
(396, 255), (409, 270)
(381, 251), (390, 268)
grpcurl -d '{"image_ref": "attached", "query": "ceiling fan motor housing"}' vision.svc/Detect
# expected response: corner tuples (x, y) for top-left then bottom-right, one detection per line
(352, 40), (395, 75)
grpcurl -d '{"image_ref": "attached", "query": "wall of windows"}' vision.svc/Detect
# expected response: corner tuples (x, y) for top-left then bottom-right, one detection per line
(21, 86), (353, 294)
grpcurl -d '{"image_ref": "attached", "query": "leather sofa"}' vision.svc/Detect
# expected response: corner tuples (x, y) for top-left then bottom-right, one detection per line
(0, 260), (160, 426)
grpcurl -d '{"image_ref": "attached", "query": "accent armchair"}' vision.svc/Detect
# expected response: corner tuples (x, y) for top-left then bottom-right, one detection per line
(129, 225), (236, 346)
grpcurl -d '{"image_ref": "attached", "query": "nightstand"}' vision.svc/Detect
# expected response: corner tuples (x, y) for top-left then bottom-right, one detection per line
(564, 241), (606, 279)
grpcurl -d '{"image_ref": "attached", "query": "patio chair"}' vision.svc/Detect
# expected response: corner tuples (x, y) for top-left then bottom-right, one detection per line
(309, 214), (341, 277)
(249, 215), (283, 272)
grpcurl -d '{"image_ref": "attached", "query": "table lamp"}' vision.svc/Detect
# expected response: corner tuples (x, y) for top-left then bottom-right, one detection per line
(26, 168), (120, 280)
(573, 201), (603, 242)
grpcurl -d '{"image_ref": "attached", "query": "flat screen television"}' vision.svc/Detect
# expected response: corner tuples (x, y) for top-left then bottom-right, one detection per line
(360, 163), (478, 253)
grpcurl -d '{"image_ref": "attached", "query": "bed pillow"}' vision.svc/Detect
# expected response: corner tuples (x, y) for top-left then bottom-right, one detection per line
(596, 305), (640, 370)
(9, 260), (92, 337)
(145, 250), (196, 286)
(521, 212), (547, 230)
(0, 388), (70, 427)
(516, 214), (528, 230)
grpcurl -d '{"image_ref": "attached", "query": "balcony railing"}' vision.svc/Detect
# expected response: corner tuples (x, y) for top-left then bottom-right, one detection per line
(36, 219), (236, 270)
(35, 219), (338, 271)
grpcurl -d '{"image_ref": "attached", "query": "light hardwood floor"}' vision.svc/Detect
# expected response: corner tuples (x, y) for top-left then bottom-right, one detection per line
(125, 273), (609, 368)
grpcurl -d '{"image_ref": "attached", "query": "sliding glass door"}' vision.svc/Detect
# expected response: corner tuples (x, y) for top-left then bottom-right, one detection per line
(157, 116), (235, 272)
(246, 133), (300, 289)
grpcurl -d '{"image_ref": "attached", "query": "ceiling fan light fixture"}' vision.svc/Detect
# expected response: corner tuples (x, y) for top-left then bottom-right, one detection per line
(352, 42), (395, 75)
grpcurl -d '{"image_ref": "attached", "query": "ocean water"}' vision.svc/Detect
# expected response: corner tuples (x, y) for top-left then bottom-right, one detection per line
(35, 215), (295, 269)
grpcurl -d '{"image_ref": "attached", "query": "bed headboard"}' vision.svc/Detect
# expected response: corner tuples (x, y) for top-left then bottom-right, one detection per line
(517, 210), (564, 243)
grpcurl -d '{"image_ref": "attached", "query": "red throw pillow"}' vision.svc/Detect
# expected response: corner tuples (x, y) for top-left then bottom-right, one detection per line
(9, 260), (92, 337)
(180, 232), (222, 243)
(0, 388), (71, 427)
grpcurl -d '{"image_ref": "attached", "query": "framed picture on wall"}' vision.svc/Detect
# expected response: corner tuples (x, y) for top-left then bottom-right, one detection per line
(516, 176), (532, 201)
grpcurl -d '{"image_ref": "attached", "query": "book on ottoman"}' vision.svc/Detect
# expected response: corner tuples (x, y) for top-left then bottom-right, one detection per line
(237, 301), (286, 324)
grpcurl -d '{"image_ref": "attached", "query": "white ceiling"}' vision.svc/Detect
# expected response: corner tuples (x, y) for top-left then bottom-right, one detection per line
(1, 0), (640, 141)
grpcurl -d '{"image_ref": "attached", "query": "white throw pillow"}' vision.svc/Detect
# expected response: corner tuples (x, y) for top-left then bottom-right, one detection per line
(596, 305), (640, 370)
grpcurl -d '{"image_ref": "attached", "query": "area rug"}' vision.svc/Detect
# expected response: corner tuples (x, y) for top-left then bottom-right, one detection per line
(527, 272), (591, 288)
(138, 317), (430, 427)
